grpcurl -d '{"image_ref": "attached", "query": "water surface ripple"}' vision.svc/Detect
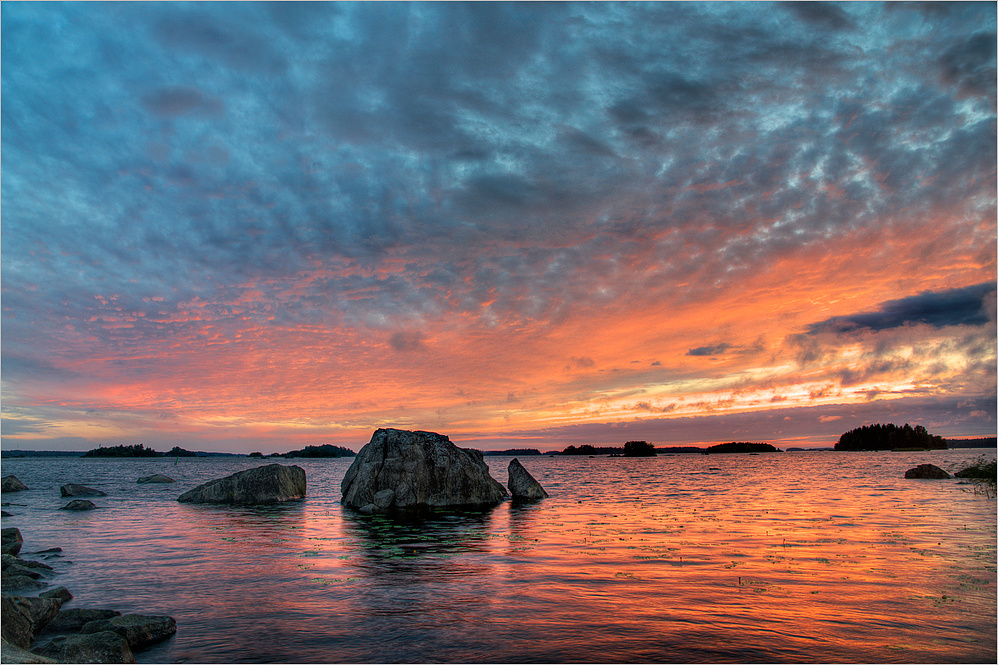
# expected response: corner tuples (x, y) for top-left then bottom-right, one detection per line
(2, 450), (995, 663)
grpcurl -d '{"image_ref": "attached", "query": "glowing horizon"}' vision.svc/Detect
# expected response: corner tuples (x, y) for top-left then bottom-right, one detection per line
(2, 2), (995, 453)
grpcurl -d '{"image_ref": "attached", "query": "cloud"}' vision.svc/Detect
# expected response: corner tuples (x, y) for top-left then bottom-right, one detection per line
(687, 344), (731, 357)
(806, 282), (996, 335)
(389, 331), (426, 352)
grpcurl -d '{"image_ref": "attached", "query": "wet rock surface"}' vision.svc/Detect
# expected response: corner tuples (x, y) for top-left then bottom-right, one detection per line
(177, 464), (306, 504)
(59, 484), (106, 498)
(904, 464), (951, 479)
(2, 476), (30, 493)
(507, 458), (549, 501)
(341, 428), (508, 514)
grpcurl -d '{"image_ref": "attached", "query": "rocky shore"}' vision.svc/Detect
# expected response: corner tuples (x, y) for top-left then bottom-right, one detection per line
(2, 526), (177, 664)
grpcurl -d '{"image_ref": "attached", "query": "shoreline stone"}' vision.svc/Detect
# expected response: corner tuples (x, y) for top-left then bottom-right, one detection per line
(904, 464), (951, 479)
(2, 476), (29, 493)
(137, 474), (174, 484)
(59, 484), (106, 498)
(59, 500), (97, 511)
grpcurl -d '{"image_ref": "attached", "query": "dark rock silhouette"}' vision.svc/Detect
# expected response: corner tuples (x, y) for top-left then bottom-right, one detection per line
(507, 458), (549, 501)
(80, 614), (177, 649)
(2, 528), (23, 556)
(35, 631), (135, 664)
(136, 474), (174, 484)
(341, 428), (507, 514)
(59, 484), (106, 498)
(2, 475), (29, 493)
(904, 464), (951, 479)
(177, 464), (305, 504)
(60, 500), (97, 511)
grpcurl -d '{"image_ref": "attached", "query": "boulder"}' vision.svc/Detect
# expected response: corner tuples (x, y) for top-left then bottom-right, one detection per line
(81, 614), (177, 648)
(341, 429), (508, 514)
(2, 528), (23, 556)
(177, 464), (305, 504)
(507, 458), (549, 501)
(2, 476), (29, 493)
(38, 588), (72, 604)
(1, 596), (34, 649)
(136, 474), (174, 484)
(60, 500), (97, 511)
(35, 631), (135, 664)
(39, 608), (121, 635)
(1, 638), (58, 664)
(59, 484), (106, 498)
(904, 464), (951, 479)
(1, 575), (47, 593)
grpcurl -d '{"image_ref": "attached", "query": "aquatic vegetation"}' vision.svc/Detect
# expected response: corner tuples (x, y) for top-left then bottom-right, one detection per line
(953, 456), (997, 497)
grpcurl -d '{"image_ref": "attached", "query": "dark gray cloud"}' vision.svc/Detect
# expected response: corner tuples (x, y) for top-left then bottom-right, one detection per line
(808, 282), (996, 335)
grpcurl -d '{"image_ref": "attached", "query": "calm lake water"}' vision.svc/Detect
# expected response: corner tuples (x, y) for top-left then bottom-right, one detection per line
(2, 450), (995, 663)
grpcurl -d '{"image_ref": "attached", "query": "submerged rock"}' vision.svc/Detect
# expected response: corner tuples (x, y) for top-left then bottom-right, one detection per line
(2, 476), (29, 493)
(341, 428), (507, 514)
(80, 614), (177, 648)
(177, 464), (305, 504)
(904, 464), (951, 479)
(137, 474), (175, 484)
(507, 458), (549, 501)
(59, 500), (97, 511)
(59, 484), (106, 498)
(2, 528), (23, 556)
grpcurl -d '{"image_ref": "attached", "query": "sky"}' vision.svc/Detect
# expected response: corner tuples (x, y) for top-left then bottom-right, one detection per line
(2, 1), (995, 453)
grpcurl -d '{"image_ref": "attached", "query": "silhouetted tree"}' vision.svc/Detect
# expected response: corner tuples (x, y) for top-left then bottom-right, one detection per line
(623, 441), (657, 457)
(834, 423), (946, 451)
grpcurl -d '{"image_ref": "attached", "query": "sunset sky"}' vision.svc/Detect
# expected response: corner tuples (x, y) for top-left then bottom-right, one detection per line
(2, 1), (995, 453)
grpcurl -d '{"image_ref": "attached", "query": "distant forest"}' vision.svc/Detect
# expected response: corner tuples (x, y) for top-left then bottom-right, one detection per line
(251, 444), (356, 458)
(834, 423), (947, 451)
(482, 448), (542, 456)
(561, 441), (658, 456)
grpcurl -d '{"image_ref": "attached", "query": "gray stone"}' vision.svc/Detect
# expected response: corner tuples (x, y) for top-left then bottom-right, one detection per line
(904, 464), (951, 479)
(60, 499), (97, 511)
(507, 458), (549, 501)
(35, 631), (135, 664)
(341, 429), (508, 514)
(59, 484), (106, 498)
(1, 575), (47, 593)
(39, 608), (121, 635)
(81, 614), (177, 648)
(38, 587), (72, 604)
(1, 596), (34, 649)
(2, 528), (23, 556)
(177, 464), (305, 504)
(136, 474), (174, 484)
(2, 476), (29, 493)
(1, 638), (58, 663)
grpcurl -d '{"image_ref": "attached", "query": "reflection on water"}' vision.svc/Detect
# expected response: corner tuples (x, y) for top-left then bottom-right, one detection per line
(1, 451), (994, 663)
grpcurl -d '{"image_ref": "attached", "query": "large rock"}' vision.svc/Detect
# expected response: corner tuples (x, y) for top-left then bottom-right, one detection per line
(507, 458), (549, 501)
(177, 464), (305, 504)
(2, 528), (23, 556)
(39, 609), (121, 636)
(60, 500), (97, 511)
(81, 614), (177, 648)
(59, 484), (106, 497)
(341, 429), (508, 514)
(1, 596), (34, 649)
(1, 638), (58, 664)
(2, 476), (29, 493)
(35, 632), (135, 664)
(137, 474), (174, 484)
(904, 464), (951, 479)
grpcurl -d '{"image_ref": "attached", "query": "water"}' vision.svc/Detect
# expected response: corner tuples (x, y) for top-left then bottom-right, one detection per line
(2, 450), (995, 663)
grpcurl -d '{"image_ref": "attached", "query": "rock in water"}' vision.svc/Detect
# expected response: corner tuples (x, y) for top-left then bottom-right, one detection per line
(2, 475), (29, 493)
(507, 458), (549, 501)
(904, 464), (951, 479)
(60, 500), (97, 511)
(35, 631), (135, 664)
(341, 428), (508, 514)
(80, 614), (177, 648)
(176, 464), (305, 504)
(137, 474), (175, 484)
(2, 528), (23, 556)
(59, 484), (106, 497)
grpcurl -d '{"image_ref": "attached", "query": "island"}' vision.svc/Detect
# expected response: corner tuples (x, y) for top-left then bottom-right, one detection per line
(704, 442), (780, 454)
(834, 423), (947, 451)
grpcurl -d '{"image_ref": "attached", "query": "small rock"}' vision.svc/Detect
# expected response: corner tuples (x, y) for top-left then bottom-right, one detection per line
(81, 614), (177, 648)
(60, 500), (97, 511)
(507, 458), (549, 501)
(904, 464), (951, 479)
(38, 587), (73, 604)
(35, 631), (135, 664)
(1, 511), (12, 517)
(1, 476), (29, 493)
(137, 474), (175, 484)
(2, 528), (23, 556)
(59, 484), (106, 498)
